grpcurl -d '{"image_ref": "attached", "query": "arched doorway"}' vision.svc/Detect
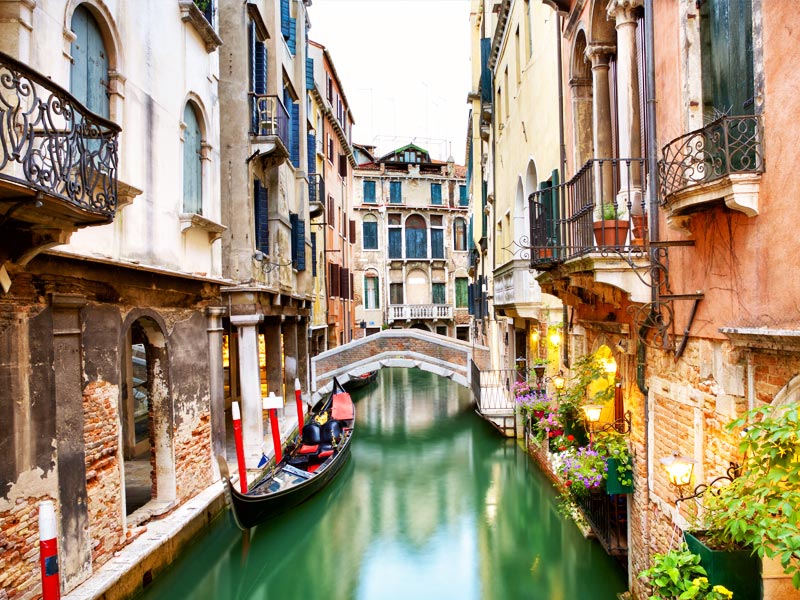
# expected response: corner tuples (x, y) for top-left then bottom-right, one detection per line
(121, 316), (175, 519)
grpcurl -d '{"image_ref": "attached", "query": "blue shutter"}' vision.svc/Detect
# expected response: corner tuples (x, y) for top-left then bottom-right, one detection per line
(296, 218), (306, 271)
(248, 20), (256, 92)
(306, 57), (314, 90)
(431, 229), (443, 258)
(307, 132), (316, 178)
(70, 5), (109, 118)
(254, 179), (269, 253)
(459, 185), (468, 206)
(281, 0), (290, 39)
(363, 221), (377, 249)
(255, 41), (267, 95)
(390, 181), (402, 203)
(363, 181), (376, 203)
(431, 183), (442, 205)
(432, 283), (445, 305)
(288, 17), (297, 55)
(388, 229), (402, 258)
(182, 104), (202, 214)
(480, 37), (493, 104)
(290, 102), (300, 167)
(468, 283), (475, 316)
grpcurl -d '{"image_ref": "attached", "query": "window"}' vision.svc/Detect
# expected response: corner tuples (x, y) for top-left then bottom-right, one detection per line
(431, 215), (444, 259)
(388, 213), (402, 258)
(389, 283), (403, 305)
(364, 273), (380, 309)
(390, 181), (402, 204)
(456, 326), (470, 342)
(328, 135), (334, 162)
(182, 103), (203, 214)
(253, 179), (269, 254)
(283, 86), (299, 167)
(454, 218), (467, 251)
(436, 326), (448, 337)
(430, 183), (442, 205)
(432, 283), (445, 305)
(362, 215), (378, 250)
(290, 213), (306, 271)
(70, 5), (109, 118)
(311, 232), (317, 276)
(363, 180), (376, 203)
(459, 185), (468, 206)
(455, 277), (468, 308)
(327, 196), (335, 229)
(404, 215), (427, 259)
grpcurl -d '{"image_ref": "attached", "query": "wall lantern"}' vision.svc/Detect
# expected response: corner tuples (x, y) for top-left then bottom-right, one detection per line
(530, 330), (540, 343)
(602, 356), (618, 375)
(659, 452), (695, 488)
(581, 403), (604, 424)
(552, 372), (566, 391)
(548, 331), (562, 346)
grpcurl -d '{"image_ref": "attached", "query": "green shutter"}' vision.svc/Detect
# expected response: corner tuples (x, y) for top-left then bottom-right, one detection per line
(183, 104), (202, 214)
(70, 5), (109, 118)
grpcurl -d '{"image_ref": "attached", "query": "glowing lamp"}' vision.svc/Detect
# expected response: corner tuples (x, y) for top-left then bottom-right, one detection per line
(603, 356), (618, 374)
(548, 331), (562, 346)
(581, 403), (604, 423)
(552, 373), (566, 391)
(530, 330), (540, 343)
(660, 453), (695, 487)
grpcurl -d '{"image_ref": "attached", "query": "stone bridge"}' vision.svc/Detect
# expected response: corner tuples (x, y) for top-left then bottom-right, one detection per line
(311, 330), (519, 436)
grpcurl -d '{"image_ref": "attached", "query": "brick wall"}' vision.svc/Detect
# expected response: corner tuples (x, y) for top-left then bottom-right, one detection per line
(83, 380), (124, 567)
(0, 495), (55, 600)
(174, 411), (212, 501)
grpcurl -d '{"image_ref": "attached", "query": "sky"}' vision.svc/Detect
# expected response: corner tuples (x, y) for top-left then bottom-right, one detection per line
(308, 0), (473, 164)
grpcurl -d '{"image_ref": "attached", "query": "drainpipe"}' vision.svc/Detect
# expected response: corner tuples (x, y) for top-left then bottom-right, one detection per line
(555, 10), (569, 370)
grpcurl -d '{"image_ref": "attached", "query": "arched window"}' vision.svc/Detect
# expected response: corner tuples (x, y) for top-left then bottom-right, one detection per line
(405, 214), (427, 259)
(454, 217), (467, 251)
(70, 4), (109, 118)
(183, 103), (203, 214)
(362, 214), (378, 250)
(364, 271), (380, 310)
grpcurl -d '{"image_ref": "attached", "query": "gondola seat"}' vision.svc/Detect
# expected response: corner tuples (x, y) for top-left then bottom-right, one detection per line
(298, 444), (319, 455)
(302, 423), (322, 445)
(321, 420), (343, 444)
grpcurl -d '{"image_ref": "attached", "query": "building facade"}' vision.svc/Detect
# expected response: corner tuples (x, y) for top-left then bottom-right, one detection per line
(307, 40), (356, 351)
(0, 0), (225, 596)
(352, 145), (471, 340)
(478, 0), (800, 597)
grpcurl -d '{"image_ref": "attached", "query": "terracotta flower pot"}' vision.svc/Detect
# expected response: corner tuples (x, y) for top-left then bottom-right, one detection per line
(593, 220), (630, 248)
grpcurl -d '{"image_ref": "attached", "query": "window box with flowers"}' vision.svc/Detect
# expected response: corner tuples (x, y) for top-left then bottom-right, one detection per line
(595, 431), (634, 495)
(556, 447), (607, 499)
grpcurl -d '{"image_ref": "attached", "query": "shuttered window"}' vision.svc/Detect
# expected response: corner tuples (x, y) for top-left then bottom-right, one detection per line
(341, 267), (350, 299)
(280, 0), (290, 39)
(431, 183), (442, 205)
(455, 278), (468, 308)
(290, 213), (306, 271)
(389, 181), (402, 204)
(431, 227), (444, 259)
(432, 283), (445, 305)
(363, 180), (376, 203)
(363, 216), (378, 249)
(364, 274), (379, 309)
(311, 232), (317, 276)
(182, 104), (203, 214)
(389, 283), (403, 305)
(388, 227), (402, 259)
(459, 185), (468, 206)
(404, 215), (427, 259)
(253, 179), (269, 254)
(70, 5), (109, 118)
(290, 102), (300, 168)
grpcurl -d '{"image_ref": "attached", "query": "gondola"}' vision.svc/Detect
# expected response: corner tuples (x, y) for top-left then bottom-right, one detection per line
(219, 377), (355, 530)
(343, 370), (378, 391)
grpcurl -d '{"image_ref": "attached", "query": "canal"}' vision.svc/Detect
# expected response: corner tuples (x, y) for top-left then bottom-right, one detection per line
(135, 368), (628, 600)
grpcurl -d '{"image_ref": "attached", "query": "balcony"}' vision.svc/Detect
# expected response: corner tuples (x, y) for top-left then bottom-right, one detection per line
(493, 259), (541, 316)
(178, 0), (222, 52)
(249, 94), (289, 164)
(386, 304), (453, 324)
(576, 492), (628, 557)
(529, 158), (651, 303)
(309, 173), (325, 217)
(0, 51), (120, 265)
(660, 115), (764, 217)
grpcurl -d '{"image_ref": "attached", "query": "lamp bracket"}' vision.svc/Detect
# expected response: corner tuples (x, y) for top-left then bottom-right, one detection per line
(674, 461), (741, 503)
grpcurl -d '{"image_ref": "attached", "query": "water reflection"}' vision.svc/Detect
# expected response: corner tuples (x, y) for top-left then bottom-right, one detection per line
(135, 368), (626, 600)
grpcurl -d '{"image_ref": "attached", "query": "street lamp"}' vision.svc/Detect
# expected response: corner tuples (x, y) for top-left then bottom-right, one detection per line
(582, 403), (604, 446)
(552, 372), (566, 393)
(548, 331), (562, 346)
(603, 356), (618, 375)
(659, 452), (695, 488)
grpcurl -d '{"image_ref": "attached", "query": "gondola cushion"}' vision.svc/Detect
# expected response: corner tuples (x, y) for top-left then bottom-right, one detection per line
(331, 393), (354, 420)
(321, 419), (342, 443)
(298, 444), (319, 455)
(302, 423), (322, 445)
(288, 455), (309, 468)
(318, 450), (334, 459)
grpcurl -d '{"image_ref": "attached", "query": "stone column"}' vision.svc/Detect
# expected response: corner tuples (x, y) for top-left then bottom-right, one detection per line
(231, 314), (263, 469)
(282, 318), (298, 402)
(51, 293), (91, 590)
(206, 307), (226, 478)
(263, 317), (283, 397)
(297, 317), (309, 395)
(586, 44), (616, 212)
(608, 0), (644, 215)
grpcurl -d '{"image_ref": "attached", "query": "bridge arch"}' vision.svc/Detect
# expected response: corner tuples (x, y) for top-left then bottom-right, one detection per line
(311, 329), (490, 400)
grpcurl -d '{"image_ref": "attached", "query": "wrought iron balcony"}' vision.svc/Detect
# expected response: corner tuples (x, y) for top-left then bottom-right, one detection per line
(529, 158), (647, 269)
(309, 173), (325, 208)
(576, 492), (628, 557)
(386, 304), (453, 323)
(249, 94), (290, 158)
(659, 115), (764, 216)
(0, 51), (120, 232)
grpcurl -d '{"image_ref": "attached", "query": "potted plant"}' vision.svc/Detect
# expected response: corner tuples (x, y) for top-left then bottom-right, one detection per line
(638, 544), (734, 600)
(594, 430), (633, 495)
(593, 202), (630, 248)
(555, 446), (607, 498)
(683, 400), (800, 597)
(530, 357), (549, 380)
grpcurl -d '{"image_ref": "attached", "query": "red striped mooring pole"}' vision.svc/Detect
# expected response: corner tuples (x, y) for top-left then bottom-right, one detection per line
(232, 402), (248, 493)
(39, 500), (60, 600)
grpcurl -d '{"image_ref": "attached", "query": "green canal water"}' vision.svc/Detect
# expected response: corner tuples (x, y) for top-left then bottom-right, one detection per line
(135, 368), (627, 600)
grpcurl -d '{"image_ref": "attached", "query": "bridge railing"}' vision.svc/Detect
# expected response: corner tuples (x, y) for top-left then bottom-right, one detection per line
(386, 304), (453, 323)
(478, 368), (519, 414)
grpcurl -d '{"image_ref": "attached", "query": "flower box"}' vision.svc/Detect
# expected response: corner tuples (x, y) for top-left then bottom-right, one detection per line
(683, 531), (762, 600)
(605, 457), (633, 495)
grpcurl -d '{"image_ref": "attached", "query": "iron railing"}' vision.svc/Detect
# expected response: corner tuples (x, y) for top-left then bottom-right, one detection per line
(386, 304), (453, 323)
(478, 368), (521, 414)
(576, 492), (628, 557)
(0, 52), (120, 216)
(660, 115), (764, 202)
(250, 94), (289, 149)
(309, 173), (324, 205)
(529, 158), (647, 268)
